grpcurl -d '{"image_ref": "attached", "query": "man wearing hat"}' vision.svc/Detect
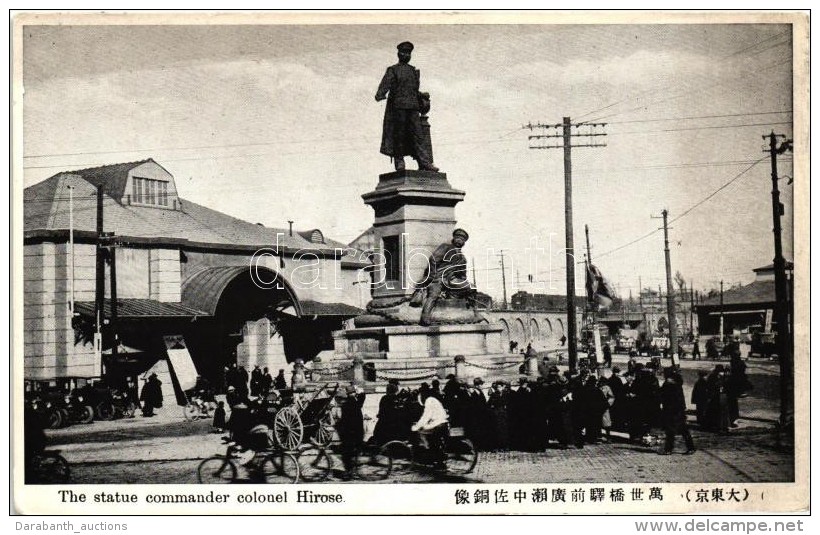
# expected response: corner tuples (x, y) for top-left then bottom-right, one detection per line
(139, 373), (163, 417)
(416, 228), (475, 326)
(375, 41), (438, 172)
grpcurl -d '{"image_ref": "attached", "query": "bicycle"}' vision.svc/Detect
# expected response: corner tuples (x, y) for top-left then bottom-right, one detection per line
(184, 397), (215, 421)
(26, 450), (70, 484)
(380, 426), (478, 476)
(197, 437), (299, 484)
(295, 440), (391, 482)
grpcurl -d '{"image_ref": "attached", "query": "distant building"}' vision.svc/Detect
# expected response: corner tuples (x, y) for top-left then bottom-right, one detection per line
(24, 159), (369, 386)
(695, 262), (793, 337)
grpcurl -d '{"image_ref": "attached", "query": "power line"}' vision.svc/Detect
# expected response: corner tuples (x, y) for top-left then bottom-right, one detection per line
(584, 57), (792, 124)
(534, 156), (770, 274)
(668, 156), (768, 225)
(574, 30), (791, 122)
(606, 110), (791, 125)
(610, 121), (793, 136)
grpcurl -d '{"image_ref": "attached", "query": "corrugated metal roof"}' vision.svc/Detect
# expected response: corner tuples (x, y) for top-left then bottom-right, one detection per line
(752, 261), (794, 272)
(71, 159), (154, 202)
(24, 168), (350, 255)
(698, 280), (777, 307)
(74, 298), (209, 319)
(181, 265), (302, 317)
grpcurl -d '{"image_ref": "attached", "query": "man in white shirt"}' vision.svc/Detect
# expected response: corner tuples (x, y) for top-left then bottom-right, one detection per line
(411, 387), (449, 469)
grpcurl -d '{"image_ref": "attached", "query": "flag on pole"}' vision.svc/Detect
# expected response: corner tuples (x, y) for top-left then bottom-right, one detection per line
(586, 263), (616, 312)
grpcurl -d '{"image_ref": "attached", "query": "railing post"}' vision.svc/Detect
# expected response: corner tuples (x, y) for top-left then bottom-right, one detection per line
(291, 359), (306, 391)
(527, 353), (539, 379)
(352, 355), (365, 386)
(454, 354), (466, 382)
(312, 356), (322, 383)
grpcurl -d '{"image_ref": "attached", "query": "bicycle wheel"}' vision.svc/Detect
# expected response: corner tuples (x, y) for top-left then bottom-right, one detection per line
(259, 452), (300, 484)
(183, 403), (200, 421)
(446, 438), (478, 475)
(273, 407), (304, 450)
(297, 447), (332, 482)
(356, 448), (392, 481)
(33, 453), (70, 484)
(312, 413), (335, 447)
(380, 440), (413, 473)
(197, 456), (236, 484)
(96, 402), (114, 421)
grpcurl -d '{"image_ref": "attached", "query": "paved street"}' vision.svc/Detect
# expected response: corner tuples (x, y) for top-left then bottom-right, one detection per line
(37, 357), (793, 485)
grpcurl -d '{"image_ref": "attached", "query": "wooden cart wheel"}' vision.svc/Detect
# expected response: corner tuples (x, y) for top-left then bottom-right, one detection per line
(273, 406), (304, 450)
(312, 412), (335, 447)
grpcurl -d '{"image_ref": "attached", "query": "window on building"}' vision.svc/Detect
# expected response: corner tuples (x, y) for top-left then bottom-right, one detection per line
(132, 177), (170, 207)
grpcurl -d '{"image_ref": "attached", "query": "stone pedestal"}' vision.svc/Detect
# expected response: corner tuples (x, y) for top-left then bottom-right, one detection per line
(361, 170), (464, 301)
(333, 322), (503, 360)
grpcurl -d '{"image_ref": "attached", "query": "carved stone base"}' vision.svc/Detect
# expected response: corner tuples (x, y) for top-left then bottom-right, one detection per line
(360, 297), (483, 327)
(333, 322), (504, 360)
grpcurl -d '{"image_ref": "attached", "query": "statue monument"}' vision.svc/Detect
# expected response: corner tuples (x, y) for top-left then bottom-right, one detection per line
(375, 41), (438, 172)
(330, 42), (502, 361)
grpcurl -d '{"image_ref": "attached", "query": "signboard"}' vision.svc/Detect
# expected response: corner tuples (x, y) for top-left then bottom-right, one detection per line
(764, 309), (773, 333)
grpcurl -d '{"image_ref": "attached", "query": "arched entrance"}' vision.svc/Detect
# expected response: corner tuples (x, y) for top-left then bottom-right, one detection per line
(497, 319), (511, 350)
(512, 318), (526, 347)
(182, 265), (304, 385)
(529, 318), (540, 344)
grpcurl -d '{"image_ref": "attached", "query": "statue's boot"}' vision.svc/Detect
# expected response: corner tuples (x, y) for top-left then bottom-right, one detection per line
(394, 158), (405, 171)
(419, 161), (439, 172)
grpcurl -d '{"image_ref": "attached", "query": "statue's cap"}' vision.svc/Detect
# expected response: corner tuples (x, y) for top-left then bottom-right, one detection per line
(453, 228), (469, 240)
(397, 41), (414, 52)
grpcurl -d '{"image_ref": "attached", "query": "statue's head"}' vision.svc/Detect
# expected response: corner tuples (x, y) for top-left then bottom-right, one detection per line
(452, 228), (469, 248)
(397, 41), (413, 63)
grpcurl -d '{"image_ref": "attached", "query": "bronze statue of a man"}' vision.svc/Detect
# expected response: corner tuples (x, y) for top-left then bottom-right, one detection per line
(416, 228), (475, 326)
(375, 41), (438, 172)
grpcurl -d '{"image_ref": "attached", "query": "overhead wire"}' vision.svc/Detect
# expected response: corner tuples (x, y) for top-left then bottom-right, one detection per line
(573, 29), (791, 122)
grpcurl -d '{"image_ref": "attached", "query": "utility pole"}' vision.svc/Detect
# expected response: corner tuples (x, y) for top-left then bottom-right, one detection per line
(719, 280), (725, 343)
(654, 210), (678, 360)
(94, 185), (106, 377)
(638, 276), (643, 314)
(101, 232), (120, 374)
(67, 185), (75, 314)
(498, 251), (508, 310)
(764, 131), (793, 429)
(690, 279), (695, 337)
(585, 224), (594, 322)
(527, 117), (607, 371)
(471, 257), (477, 287)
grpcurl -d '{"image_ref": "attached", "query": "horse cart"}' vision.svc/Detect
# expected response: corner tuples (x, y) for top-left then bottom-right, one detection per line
(270, 382), (339, 450)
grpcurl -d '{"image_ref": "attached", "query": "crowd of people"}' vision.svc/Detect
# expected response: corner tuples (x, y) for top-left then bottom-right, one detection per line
(370, 352), (752, 456)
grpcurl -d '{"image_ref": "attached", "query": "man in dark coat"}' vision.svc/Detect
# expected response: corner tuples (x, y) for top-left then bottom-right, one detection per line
(691, 370), (710, 428)
(373, 383), (404, 445)
(602, 343), (613, 368)
(508, 378), (532, 450)
(337, 385), (366, 479)
(545, 367), (572, 449)
(261, 367), (273, 396)
(659, 367), (696, 454)
(375, 41), (438, 172)
(140, 373), (163, 417)
(274, 369), (287, 391)
(607, 366), (626, 430)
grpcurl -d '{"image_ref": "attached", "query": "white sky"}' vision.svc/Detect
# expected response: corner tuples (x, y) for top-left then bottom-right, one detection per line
(21, 20), (796, 301)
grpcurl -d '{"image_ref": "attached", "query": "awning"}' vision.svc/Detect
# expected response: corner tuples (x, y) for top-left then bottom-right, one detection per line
(74, 299), (209, 320)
